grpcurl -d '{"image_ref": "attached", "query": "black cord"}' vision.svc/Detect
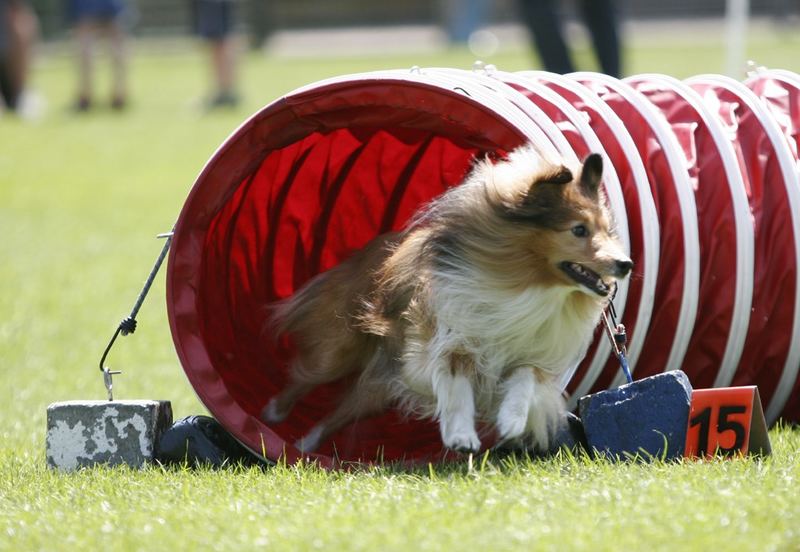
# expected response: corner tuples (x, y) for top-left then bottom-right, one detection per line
(97, 232), (173, 398)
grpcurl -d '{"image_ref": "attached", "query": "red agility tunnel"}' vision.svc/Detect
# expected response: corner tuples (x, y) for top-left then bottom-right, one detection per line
(167, 68), (800, 466)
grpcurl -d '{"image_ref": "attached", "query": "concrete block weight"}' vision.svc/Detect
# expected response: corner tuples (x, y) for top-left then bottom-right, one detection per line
(46, 400), (173, 470)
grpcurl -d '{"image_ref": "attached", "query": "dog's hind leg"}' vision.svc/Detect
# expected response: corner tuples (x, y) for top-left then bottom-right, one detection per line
(261, 336), (372, 424)
(261, 379), (315, 424)
(294, 376), (389, 453)
(260, 354), (337, 424)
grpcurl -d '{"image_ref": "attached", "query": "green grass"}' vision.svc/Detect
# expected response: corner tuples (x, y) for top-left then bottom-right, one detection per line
(3, 441), (800, 550)
(2, 27), (800, 551)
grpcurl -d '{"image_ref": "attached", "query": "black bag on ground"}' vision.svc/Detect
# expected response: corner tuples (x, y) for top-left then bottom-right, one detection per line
(158, 415), (261, 467)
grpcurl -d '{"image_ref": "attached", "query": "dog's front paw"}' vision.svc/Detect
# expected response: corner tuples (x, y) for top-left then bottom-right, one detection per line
(496, 368), (534, 441)
(526, 387), (566, 452)
(496, 397), (531, 441)
(441, 423), (481, 453)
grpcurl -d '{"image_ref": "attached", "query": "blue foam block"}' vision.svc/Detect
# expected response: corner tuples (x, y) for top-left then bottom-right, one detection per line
(578, 370), (693, 460)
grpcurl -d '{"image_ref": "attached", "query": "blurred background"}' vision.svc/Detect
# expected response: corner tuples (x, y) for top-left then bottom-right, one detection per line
(2, 0), (800, 119)
(22, 0), (800, 48)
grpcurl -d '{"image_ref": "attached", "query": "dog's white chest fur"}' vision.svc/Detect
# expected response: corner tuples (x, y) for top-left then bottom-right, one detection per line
(397, 271), (602, 419)
(433, 273), (599, 374)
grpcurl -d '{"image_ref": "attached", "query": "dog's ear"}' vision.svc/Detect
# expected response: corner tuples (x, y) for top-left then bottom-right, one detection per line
(524, 165), (572, 203)
(539, 165), (573, 186)
(491, 163), (575, 226)
(494, 165), (574, 227)
(579, 153), (603, 197)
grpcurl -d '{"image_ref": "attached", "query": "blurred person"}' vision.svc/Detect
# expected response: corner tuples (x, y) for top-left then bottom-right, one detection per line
(517, 0), (622, 78)
(442, 0), (490, 44)
(67, 0), (131, 111)
(245, 0), (271, 49)
(0, 0), (38, 114)
(191, 0), (240, 109)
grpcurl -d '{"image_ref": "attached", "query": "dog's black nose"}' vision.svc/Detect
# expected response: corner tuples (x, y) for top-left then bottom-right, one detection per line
(615, 259), (633, 277)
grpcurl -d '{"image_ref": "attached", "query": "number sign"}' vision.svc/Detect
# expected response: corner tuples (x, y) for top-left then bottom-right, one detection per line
(684, 386), (771, 458)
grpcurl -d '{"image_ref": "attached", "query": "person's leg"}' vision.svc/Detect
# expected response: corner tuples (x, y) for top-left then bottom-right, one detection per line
(194, 0), (238, 108)
(578, 0), (621, 77)
(74, 19), (94, 109)
(516, 0), (574, 74)
(208, 0), (238, 106)
(0, 56), (14, 110)
(1, 3), (18, 110)
(210, 36), (236, 99)
(106, 19), (127, 108)
(6, 1), (38, 110)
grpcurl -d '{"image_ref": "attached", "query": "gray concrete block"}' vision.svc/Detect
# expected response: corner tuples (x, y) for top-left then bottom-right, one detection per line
(578, 370), (692, 461)
(46, 400), (173, 470)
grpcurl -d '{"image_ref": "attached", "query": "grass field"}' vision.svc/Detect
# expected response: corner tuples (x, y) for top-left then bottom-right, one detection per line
(2, 23), (800, 551)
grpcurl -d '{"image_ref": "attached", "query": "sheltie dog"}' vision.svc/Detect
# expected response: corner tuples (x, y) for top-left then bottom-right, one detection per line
(261, 145), (632, 455)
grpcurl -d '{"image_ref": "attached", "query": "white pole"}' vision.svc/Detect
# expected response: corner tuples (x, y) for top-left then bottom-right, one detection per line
(725, 0), (750, 78)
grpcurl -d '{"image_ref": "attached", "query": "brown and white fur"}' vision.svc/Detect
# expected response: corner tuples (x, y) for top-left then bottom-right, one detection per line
(262, 145), (632, 454)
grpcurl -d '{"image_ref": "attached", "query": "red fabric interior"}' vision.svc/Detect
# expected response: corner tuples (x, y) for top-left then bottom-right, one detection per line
(201, 129), (485, 463)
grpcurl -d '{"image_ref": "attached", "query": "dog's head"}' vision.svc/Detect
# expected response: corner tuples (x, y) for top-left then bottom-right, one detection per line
(478, 147), (632, 297)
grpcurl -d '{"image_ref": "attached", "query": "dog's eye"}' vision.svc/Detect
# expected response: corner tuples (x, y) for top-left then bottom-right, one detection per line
(571, 224), (589, 238)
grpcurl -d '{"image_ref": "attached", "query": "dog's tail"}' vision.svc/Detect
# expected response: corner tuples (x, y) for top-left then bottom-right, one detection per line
(264, 273), (329, 343)
(265, 232), (405, 345)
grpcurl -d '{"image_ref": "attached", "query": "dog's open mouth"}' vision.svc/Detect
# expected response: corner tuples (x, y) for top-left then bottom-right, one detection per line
(559, 261), (611, 297)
